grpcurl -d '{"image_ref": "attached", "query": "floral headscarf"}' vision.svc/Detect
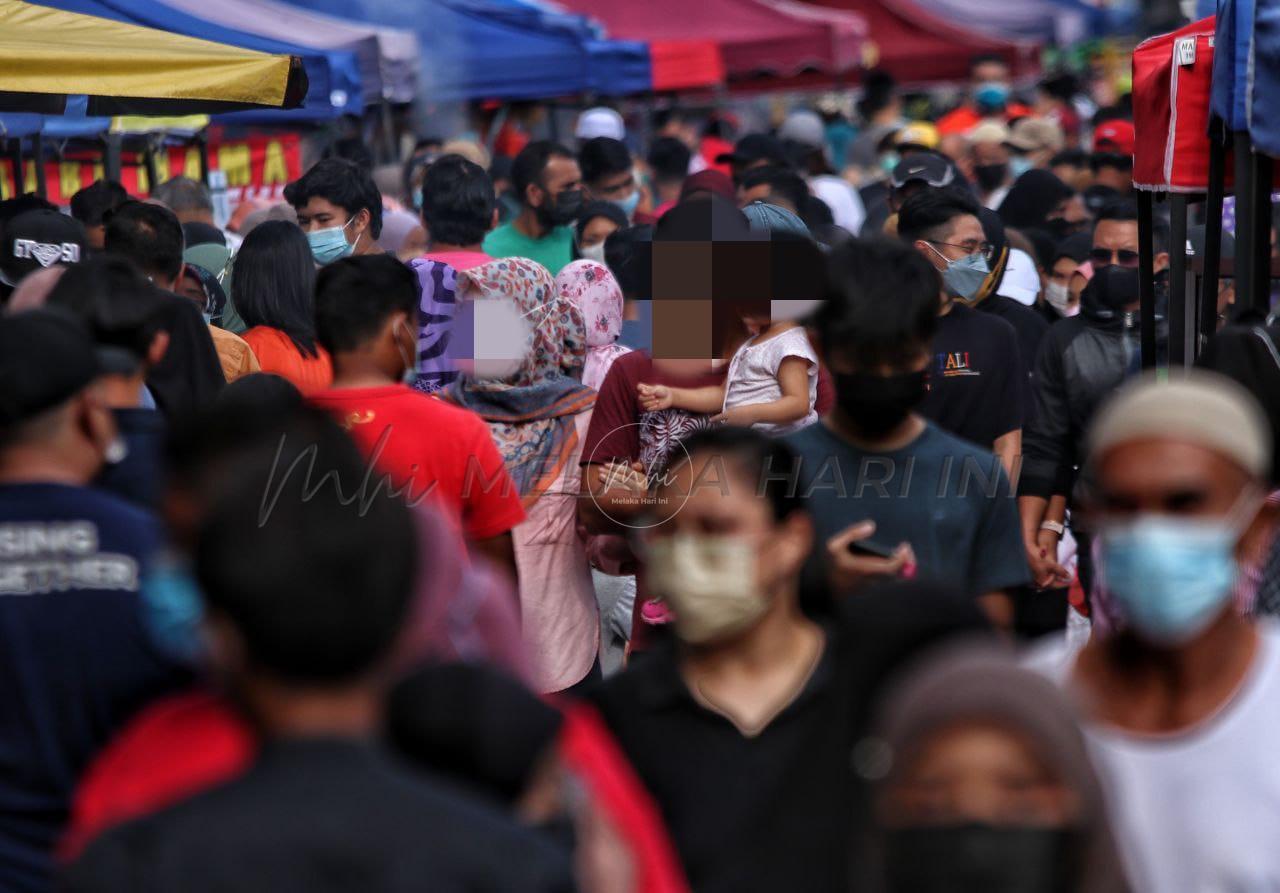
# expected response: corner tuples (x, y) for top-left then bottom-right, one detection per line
(555, 259), (632, 391)
(410, 258), (460, 394)
(448, 257), (595, 505)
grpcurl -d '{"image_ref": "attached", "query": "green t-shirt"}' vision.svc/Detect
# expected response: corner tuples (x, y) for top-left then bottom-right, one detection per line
(482, 222), (575, 275)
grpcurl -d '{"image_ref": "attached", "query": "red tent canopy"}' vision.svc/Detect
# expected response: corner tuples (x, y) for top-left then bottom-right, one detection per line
(804, 0), (1037, 83)
(552, 0), (867, 83)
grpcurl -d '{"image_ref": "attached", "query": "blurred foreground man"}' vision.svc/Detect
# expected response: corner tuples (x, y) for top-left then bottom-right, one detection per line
(1043, 371), (1280, 892)
(65, 409), (573, 892)
(0, 311), (188, 893)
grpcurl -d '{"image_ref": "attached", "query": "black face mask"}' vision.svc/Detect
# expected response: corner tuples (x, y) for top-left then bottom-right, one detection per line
(833, 369), (929, 439)
(973, 163), (1010, 193)
(535, 187), (585, 229)
(882, 824), (1079, 893)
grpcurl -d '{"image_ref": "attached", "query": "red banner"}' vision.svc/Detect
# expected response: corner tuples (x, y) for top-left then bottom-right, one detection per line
(0, 132), (302, 207)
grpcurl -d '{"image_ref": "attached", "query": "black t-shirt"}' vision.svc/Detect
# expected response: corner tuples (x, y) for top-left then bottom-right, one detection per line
(0, 482), (188, 893)
(589, 629), (858, 893)
(588, 589), (991, 893)
(977, 294), (1049, 423)
(94, 408), (167, 510)
(920, 303), (1024, 449)
(64, 738), (574, 893)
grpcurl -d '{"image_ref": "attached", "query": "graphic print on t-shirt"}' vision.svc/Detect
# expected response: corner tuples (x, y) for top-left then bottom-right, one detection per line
(936, 350), (980, 378)
(0, 521), (141, 595)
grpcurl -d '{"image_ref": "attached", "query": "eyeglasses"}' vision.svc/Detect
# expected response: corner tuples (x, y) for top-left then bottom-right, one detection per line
(1088, 248), (1140, 268)
(927, 240), (994, 261)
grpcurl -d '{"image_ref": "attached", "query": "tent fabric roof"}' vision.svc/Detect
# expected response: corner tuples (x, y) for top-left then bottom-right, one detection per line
(0, 0), (304, 115)
(40, 0), (358, 120)
(806, 0), (1036, 83)
(549, 0), (866, 80)
(160, 0), (419, 104)
(902, 0), (1102, 45)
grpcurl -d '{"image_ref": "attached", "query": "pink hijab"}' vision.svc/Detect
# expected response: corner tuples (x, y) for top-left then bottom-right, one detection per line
(555, 259), (631, 391)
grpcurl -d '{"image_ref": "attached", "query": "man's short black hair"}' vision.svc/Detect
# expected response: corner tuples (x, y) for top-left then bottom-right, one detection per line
(69, 180), (129, 228)
(511, 141), (575, 206)
(420, 154), (495, 247)
(194, 406), (417, 683)
(578, 137), (632, 187)
(1049, 148), (1089, 169)
(315, 254), (420, 354)
(1095, 199), (1167, 253)
(738, 166), (809, 213)
(45, 256), (169, 369)
(896, 187), (982, 245)
(671, 426), (803, 522)
(151, 176), (213, 216)
(1090, 152), (1134, 174)
(283, 158), (383, 238)
(970, 52), (1007, 73)
(811, 237), (941, 369)
(647, 137), (692, 186)
(104, 201), (184, 282)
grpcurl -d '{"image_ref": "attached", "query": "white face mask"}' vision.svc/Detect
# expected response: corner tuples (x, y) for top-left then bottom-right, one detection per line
(579, 242), (607, 264)
(646, 534), (767, 644)
(1045, 281), (1078, 316)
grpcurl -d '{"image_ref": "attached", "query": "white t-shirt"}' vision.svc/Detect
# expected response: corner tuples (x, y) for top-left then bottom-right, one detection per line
(723, 327), (818, 436)
(1058, 622), (1280, 892)
(810, 174), (865, 235)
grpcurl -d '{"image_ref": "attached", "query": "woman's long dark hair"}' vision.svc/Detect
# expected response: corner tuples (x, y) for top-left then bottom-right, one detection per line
(232, 220), (320, 357)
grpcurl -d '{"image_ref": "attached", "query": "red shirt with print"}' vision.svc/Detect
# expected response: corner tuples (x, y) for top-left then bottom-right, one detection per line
(309, 384), (525, 542)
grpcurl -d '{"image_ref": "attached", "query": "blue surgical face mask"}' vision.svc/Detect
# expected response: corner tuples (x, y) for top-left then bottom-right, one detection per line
(308, 217), (356, 265)
(1010, 156), (1033, 179)
(927, 244), (989, 302)
(140, 555), (206, 665)
(880, 151), (900, 176)
(1099, 492), (1259, 645)
(611, 190), (641, 220)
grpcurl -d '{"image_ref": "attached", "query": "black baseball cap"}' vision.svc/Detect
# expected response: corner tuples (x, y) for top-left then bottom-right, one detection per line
(0, 209), (87, 288)
(0, 309), (101, 426)
(890, 152), (957, 190)
(715, 133), (791, 168)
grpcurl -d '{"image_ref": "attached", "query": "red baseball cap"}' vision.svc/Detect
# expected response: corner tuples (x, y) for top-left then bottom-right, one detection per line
(1094, 119), (1135, 156)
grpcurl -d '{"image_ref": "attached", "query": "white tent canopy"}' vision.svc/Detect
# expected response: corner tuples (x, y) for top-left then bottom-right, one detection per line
(161, 0), (419, 103)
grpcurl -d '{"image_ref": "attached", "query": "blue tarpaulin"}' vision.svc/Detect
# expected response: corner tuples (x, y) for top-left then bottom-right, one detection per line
(1253, 0), (1280, 156)
(1211, 0), (1252, 133)
(288, 0), (652, 100)
(34, 0), (362, 120)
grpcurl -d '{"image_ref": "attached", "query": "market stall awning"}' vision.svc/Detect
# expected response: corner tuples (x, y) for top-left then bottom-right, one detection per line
(803, 0), (1036, 83)
(903, 0), (1110, 44)
(287, 0), (651, 99)
(39, 0), (354, 119)
(550, 0), (866, 81)
(0, 0), (305, 115)
(160, 0), (418, 104)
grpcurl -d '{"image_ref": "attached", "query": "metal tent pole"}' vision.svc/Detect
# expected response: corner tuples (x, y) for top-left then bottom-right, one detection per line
(1199, 137), (1226, 349)
(1168, 193), (1191, 367)
(1138, 189), (1158, 368)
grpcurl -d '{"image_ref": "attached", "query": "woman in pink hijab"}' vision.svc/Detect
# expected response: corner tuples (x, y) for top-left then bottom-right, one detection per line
(555, 259), (631, 392)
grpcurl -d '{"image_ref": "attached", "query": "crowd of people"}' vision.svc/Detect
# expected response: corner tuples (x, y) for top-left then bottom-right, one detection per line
(2, 52), (1280, 892)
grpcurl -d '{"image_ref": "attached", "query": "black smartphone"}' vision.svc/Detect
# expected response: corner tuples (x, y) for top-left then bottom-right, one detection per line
(847, 538), (896, 559)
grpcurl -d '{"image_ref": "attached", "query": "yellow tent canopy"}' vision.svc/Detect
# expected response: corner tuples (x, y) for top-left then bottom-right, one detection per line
(0, 0), (307, 115)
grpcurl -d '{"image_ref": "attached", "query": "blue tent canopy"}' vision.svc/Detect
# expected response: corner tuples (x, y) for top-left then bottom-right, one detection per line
(35, 0), (362, 120)
(290, 0), (651, 100)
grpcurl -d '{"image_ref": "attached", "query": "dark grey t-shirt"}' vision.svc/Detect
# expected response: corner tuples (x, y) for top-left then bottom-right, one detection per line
(783, 420), (1030, 595)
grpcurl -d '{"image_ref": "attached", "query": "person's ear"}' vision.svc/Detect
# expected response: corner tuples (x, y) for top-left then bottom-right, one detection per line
(148, 330), (170, 367)
(77, 388), (119, 460)
(203, 610), (248, 681)
(354, 207), (372, 235)
(1238, 498), (1277, 569)
(776, 510), (814, 577)
(1154, 251), (1170, 273)
(526, 181), (545, 209)
(490, 206), (499, 232)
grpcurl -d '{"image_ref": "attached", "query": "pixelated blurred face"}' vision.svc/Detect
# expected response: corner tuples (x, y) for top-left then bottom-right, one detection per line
(880, 721), (1077, 828)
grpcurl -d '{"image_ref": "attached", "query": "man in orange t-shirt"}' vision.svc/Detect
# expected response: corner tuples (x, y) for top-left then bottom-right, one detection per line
(308, 254), (525, 581)
(936, 53), (1031, 136)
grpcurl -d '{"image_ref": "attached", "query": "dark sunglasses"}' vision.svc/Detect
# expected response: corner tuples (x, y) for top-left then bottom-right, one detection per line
(1088, 248), (1140, 268)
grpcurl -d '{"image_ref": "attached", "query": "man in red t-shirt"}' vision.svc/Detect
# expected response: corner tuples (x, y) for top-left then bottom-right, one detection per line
(308, 255), (524, 580)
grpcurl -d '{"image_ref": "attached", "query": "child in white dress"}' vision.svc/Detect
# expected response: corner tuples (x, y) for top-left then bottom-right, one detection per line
(637, 314), (818, 436)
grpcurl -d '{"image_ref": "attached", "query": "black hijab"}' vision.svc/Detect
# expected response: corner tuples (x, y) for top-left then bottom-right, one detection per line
(997, 169), (1075, 231)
